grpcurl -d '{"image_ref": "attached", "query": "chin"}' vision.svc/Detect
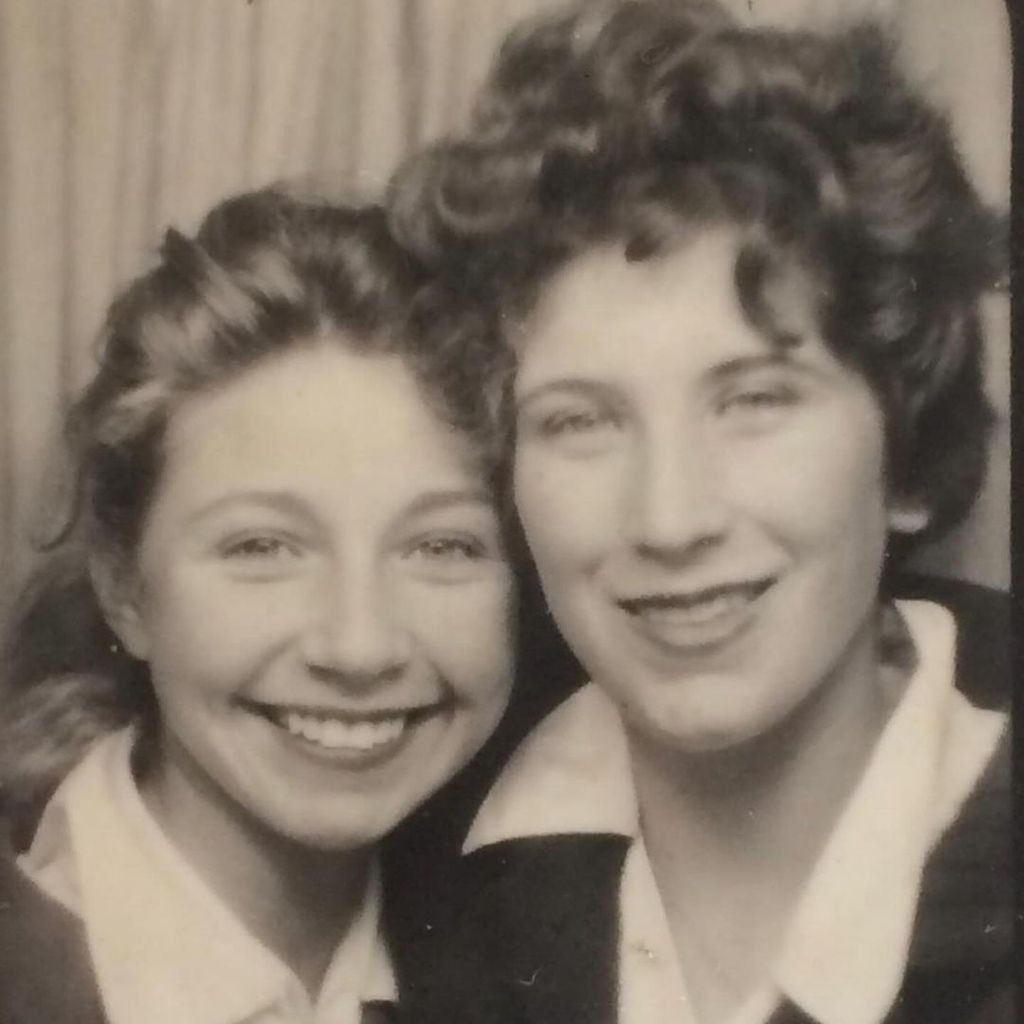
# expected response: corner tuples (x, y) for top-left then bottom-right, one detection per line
(254, 795), (401, 852)
(278, 816), (392, 853)
(635, 701), (775, 759)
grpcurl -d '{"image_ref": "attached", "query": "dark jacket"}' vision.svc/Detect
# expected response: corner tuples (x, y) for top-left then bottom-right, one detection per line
(0, 848), (408, 1024)
(0, 578), (1010, 1024)
(0, 851), (106, 1024)
(384, 578), (1013, 1024)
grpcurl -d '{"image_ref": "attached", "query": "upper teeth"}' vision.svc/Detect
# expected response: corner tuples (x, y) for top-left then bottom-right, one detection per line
(640, 590), (750, 625)
(281, 711), (406, 751)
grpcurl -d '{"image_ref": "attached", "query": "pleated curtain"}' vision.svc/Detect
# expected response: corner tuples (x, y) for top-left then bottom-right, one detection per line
(0, 0), (1010, 600)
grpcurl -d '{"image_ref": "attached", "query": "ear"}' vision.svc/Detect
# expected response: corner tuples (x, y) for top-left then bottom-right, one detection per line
(89, 551), (151, 661)
(887, 500), (931, 536)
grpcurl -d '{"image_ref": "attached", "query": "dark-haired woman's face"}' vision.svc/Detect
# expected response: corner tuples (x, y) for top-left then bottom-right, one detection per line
(513, 228), (894, 756)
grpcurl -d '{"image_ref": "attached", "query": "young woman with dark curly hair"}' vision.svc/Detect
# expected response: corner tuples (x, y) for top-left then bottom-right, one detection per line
(386, 3), (1011, 1023)
(0, 186), (516, 1024)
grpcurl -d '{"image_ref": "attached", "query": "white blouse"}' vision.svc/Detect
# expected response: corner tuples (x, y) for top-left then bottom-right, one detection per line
(464, 600), (1007, 1024)
(20, 728), (396, 1024)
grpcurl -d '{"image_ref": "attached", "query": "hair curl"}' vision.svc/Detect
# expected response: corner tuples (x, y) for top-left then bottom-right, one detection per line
(1, 186), (510, 845)
(389, 0), (1005, 551)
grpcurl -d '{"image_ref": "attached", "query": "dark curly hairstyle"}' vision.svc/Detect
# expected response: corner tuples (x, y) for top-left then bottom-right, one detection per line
(0, 186), (509, 844)
(389, 0), (1005, 553)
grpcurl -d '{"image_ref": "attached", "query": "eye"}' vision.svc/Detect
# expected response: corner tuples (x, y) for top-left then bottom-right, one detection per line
(719, 380), (801, 423)
(408, 533), (486, 562)
(223, 536), (280, 558)
(218, 533), (304, 577)
(223, 534), (295, 558)
(518, 395), (622, 457)
(540, 407), (616, 437)
(403, 527), (503, 585)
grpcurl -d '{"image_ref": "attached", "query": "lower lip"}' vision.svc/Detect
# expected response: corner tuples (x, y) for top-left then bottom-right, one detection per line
(253, 706), (447, 771)
(621, 585), (771, 657)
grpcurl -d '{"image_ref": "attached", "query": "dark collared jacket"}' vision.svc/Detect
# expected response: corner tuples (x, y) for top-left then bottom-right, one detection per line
(0, 578), (1011, 1024)
(384, 578), (1013, 1024)
(0, 850), (106, 1024)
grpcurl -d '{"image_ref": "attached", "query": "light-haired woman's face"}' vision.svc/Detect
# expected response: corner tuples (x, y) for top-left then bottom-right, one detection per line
(513, 228), (892, 756)
(108, 340), (513, 851)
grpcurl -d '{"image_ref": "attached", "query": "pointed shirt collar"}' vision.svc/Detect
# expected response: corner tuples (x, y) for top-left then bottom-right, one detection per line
(464, 600), (1006, 1024)
(20, 728), (396, 1024)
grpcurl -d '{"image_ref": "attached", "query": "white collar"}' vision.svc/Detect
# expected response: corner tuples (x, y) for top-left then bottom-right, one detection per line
(464, 672), (639, 850)
(20, 728), (396, 1024)
(465, 599), (1006, 1024)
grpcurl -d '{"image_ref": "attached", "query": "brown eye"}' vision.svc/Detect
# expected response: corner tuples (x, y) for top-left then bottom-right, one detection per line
(725, 388), (793, 410)
(519, 399), (622, 459)
(403, 530), (499, 586)
(218, 534), (306, 580)
(410, 534), (486, 562)
(541, 408), (613, 435)
(719, 375), (802, 424)
(224, 535), (294, 559)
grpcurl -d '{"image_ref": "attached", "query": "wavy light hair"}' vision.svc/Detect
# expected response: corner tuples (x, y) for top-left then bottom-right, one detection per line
(1, 187), (510, 845)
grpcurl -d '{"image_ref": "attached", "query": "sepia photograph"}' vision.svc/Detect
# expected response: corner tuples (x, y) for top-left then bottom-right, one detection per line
(0, 1), (1013, 1022)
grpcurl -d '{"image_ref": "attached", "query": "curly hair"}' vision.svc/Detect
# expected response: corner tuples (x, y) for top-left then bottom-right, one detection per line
(0, 186), (510, 844)
(389, 0), (1005, 551)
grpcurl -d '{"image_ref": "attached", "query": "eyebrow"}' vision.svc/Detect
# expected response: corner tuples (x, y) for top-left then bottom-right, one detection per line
(185, 491), (314, 527)
(515, 377), (621, 411)
(705, 350), (805, 382)
(401, 488), (494, 518)
(185, 487), (496, 535)
(516, 349), (808, 407)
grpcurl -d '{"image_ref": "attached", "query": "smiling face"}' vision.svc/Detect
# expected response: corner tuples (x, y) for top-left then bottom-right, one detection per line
(108, 341), (513, 851)
(514, 228), (893, 756)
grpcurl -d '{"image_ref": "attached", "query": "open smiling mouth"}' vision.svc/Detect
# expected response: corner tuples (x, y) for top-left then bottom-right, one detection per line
(242, 700), (448, 756)
(617, 578), (775, 649)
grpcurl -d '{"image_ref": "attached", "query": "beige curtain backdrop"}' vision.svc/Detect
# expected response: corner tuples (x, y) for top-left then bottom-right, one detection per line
(0, 0), (1010, 599)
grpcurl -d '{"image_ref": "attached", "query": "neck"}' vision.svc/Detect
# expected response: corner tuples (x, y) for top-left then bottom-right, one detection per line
(140, 746), (371, 997)
(634, 670), (889, 883)
(629, 614), (896, 1018)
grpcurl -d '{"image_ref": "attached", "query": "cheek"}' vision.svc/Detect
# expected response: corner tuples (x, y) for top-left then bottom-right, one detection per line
(140, 573), (305, 689)
(734, 404), (888, 547)
(514, 451), (625, 573)
(402, 574), (515, 700)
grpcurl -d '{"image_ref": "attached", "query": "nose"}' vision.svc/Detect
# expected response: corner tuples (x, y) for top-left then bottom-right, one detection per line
(302, 559), (411, 687)
(626, 419), (730, 561)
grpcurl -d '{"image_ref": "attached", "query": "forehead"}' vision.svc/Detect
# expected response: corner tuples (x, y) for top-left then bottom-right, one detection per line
(155, 342), (482, 509)
(517, 227), (822, 382)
